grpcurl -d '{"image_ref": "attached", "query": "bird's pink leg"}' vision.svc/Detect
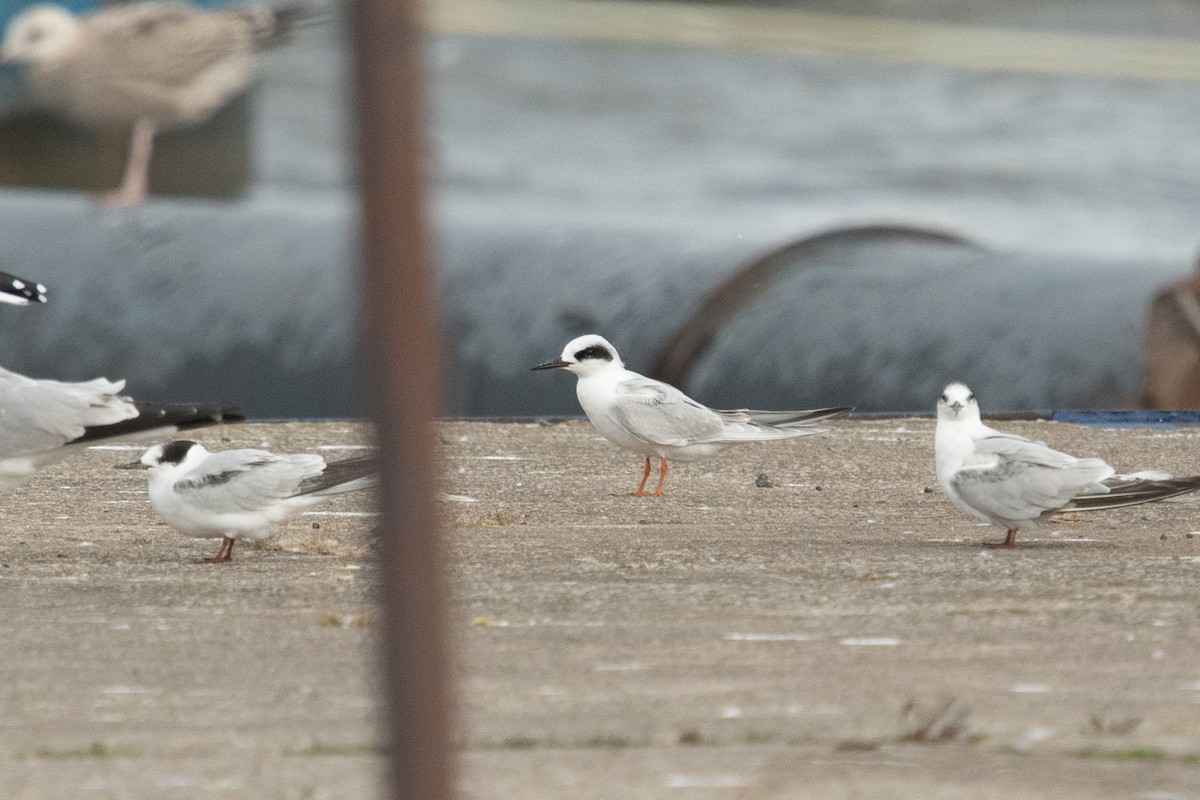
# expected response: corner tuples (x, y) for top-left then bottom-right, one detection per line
(999, 529), (1018, 548)
(100, 118), (155, 207)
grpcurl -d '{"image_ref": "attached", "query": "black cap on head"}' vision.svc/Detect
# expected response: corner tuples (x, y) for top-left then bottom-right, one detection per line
(159, 440), (199, 465)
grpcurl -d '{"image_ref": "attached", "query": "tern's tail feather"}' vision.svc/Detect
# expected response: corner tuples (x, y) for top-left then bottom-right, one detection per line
(297, 455), (378, 497)
(1063, 475), (1200, 513)
(721, 406), (853, 427)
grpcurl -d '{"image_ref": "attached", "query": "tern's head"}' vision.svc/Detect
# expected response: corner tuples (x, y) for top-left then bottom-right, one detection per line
(531, 334), (624, 378)
(936, 382), (979, 422)
(1, 5), (80, 64)
(139, 440), (208, 472)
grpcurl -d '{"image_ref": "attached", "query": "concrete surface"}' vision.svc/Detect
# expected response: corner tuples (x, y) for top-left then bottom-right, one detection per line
(0, 421), (381, 799)
(444, 417), (1200, 799)
(9, 417), (1200, 797)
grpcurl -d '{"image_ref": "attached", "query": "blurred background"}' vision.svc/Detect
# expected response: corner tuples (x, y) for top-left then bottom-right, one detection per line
(2, 0), (1200, 417)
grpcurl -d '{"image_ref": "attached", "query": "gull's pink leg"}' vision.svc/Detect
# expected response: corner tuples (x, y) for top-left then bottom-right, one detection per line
(100, 118), (155, 207)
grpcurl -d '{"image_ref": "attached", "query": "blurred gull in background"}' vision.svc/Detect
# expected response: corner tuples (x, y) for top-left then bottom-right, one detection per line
(1, 1), (310, 206)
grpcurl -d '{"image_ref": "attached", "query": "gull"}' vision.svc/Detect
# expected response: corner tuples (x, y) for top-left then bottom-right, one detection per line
(127, 440), (377, 563)
(0, 271), (48, 306)
(0, 366), (242, 490)
(532, 334), (851, 496)
(1, 2), (309, 206)
(935, 382), (1200, 547)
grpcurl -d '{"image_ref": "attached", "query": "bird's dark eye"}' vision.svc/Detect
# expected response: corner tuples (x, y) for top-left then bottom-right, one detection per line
(967, 393), (975, 402)
(574, 345), (612, 362)
(940, 394), (947, 403)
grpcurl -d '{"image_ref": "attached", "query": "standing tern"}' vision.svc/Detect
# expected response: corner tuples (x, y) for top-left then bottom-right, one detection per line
(1, 2), (311, 206)
(935, 382), (1200, 547)
(127, 440), (377, 563)
(533, 334), (851, 496)
(0, 272), (48, 306)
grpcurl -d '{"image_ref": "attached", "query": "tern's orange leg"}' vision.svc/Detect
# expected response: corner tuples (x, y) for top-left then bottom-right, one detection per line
(648, 458), (669, 497)
(618, 457), (653, 497)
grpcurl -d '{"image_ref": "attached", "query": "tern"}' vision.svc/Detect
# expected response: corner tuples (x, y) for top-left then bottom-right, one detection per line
(1, 2), (310, 206)
(128, 440), (377, 563)
(533, 334), (851, 496)
(935, 382), (1200, 547)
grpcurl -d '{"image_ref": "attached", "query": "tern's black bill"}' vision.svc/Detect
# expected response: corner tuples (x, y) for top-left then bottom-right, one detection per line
(116, 460), (150, 470)
(531, 359), (570, 371)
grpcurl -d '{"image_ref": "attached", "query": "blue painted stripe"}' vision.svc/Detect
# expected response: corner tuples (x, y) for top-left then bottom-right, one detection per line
(1049, 410), (1200, 428)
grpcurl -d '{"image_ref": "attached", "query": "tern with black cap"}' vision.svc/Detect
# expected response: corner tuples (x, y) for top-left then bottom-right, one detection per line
(533, 334), (851, 497)
(126, 440), (377, 563)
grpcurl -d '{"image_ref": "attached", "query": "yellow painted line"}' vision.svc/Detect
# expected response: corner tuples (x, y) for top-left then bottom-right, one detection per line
(425, 0), (1200, 81)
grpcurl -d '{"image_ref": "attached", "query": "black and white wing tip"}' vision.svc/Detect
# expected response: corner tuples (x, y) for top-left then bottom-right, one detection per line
(297, 454), (378, 497)
(1067, 475), (1200, 513)
(0, 271), (48, 306)
(76, 400), (245, 445)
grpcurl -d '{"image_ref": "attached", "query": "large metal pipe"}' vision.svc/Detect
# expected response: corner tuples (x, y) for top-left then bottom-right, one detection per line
(349, 0), (452, 798)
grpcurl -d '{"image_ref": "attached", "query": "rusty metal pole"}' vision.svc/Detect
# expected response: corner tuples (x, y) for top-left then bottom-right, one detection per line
(349, 0), (452, 799)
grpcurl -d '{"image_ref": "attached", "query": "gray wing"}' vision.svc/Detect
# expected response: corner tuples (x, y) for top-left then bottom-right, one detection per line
(0, 369), (136, 459)
(951, 434), (1115, 521)
(172, 450), (325, 513)
(606, 376), (725, 447)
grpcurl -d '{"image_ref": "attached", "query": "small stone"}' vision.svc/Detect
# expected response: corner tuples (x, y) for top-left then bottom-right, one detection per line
(312, 522), (321, 530)
(814, 485), (822, 491)
(1160, 533), (1168, 541)
(923, 487), (934, 494)
(754, 473), (773, 488)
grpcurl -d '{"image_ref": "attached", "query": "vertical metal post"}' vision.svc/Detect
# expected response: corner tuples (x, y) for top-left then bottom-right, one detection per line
(349, 0), (451, 798)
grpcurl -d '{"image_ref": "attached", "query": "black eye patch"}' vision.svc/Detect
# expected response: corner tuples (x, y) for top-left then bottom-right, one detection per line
(574, 345), (612, 362)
